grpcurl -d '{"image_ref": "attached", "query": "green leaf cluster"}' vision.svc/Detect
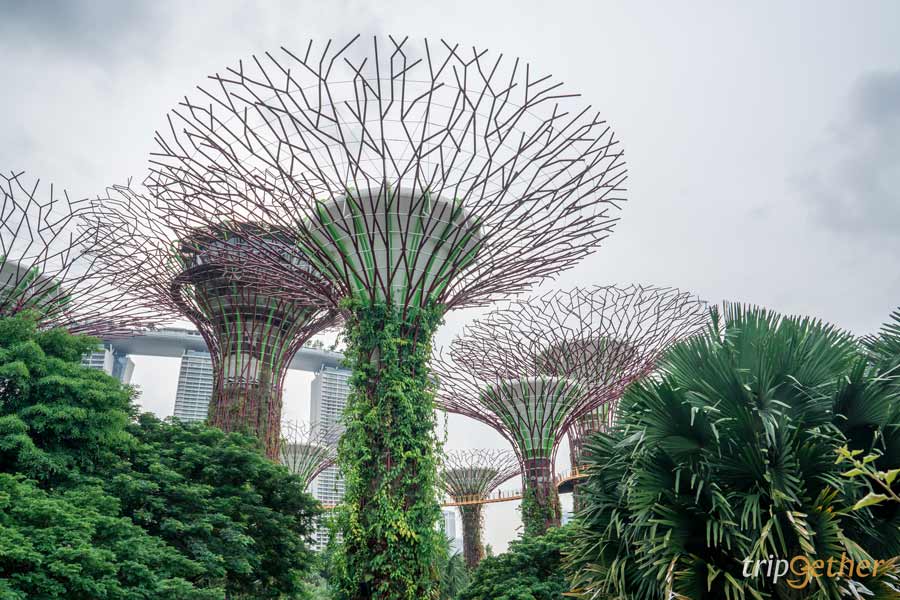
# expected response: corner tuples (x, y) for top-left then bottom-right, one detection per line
(568, 304), (900, 599)
(435, 536), (469, 600)
(461, 525), (574, 600)
(0, 473), (216, 599)
(107, 414), (322, 598)
(333, 299), (445, 600)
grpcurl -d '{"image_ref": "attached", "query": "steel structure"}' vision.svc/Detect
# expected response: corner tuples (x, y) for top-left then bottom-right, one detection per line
(83, 186), (338, 459)
(138, 35), (627, 598)
(567, 401), (617, 470)
(434, 285), (708, 534)
(279, 420), (342, 489)
(144, 35), (627, 313)
(441, 449), (519, 568)
(0, 171), (163, 336)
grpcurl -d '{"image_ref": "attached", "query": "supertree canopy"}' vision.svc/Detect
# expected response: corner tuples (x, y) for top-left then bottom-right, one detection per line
(435, 285), (708, 535)
(141, 36), (627, 599)
(279, 420), (342, 490)
(83, 186), (338, 459)
(0, 171), (164, 336)
(441, 449), (519, 569)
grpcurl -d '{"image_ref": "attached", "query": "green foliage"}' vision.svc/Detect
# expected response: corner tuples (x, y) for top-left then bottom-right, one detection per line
(568, 304), (900, 599)
(438, 552), (470, 600)
(837, 446), (900, 509)
(461, 525), (574, 600)
(106, 413), (321, 599)
(435, 535), (469, 600)
(334, 299), (445, 600)
(0, 474), (216, 599)
(863, 307), (900, 371)
(0, 312), (131, 484)
(520, 486), (560, 538)
(0, 312), (321, 599)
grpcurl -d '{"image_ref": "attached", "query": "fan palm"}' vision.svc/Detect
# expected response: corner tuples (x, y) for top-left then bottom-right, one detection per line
(568, 304), (900, 599)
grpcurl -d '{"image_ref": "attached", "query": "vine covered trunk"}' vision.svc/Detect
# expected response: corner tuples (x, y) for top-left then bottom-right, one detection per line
(460, 504), (485, 569)
(208, 365), (283, 460)
(337, 301), (444, 600)
(521, 457), (561, 536)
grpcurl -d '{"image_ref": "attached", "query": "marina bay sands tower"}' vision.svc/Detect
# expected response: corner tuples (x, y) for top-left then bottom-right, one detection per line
(172, 349), (216, 422)
(310, 366), (352, 508)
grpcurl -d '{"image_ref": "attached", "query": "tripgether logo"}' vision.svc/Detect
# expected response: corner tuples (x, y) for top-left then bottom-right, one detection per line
(742, 554), (889, 589)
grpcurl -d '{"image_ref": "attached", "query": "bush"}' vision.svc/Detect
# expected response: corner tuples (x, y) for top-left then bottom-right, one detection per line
(461, 525), (574, 600)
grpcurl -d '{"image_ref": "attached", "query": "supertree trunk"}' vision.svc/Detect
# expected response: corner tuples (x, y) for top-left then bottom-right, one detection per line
(337, 301), (444, 600)
(459, 505), (485, 569)
(209, 366), (284, 459)
(569, 441), (586, 512)
(522, 457), (561, 536)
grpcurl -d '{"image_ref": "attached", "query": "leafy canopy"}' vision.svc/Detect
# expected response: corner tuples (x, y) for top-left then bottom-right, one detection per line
(107, 414), (322, 599)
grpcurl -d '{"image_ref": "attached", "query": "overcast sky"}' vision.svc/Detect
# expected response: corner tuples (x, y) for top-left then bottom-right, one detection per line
(3, 0), (899, 552)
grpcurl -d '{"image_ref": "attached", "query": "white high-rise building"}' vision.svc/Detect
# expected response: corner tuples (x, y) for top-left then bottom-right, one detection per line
(310, 365), (351, 547)
(81, 344), (135, 384)
(442, 510), (463, 556)
(172, 349), (214, 422)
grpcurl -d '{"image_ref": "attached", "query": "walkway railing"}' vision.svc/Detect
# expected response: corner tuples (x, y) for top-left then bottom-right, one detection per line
(320, 465), (590, 510)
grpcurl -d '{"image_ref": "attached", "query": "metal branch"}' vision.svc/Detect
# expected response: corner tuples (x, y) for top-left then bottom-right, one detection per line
(0, 170), (167, 336)
(81, 184), (340, 457)
(280, 419), (342, 488)
(142, 36), (628, 316)
(434, 285), (709, 475)
(440, 448), (520, 502)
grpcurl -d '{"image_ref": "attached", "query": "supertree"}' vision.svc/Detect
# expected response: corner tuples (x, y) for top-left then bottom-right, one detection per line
(440, 449), (519, 568)
(434, 285), (708, 535)
(279, 420), (342, 489)
(0, 170), (164, 336)
(567, 402), (617, 472)
(82, 186), (338, 458)
(141, 36), (627, 599)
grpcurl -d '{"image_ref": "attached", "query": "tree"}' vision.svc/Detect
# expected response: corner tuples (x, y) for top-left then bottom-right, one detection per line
(438, 552), (469, 600)
(568, 304), (900, 599)
(435, 535), (470, 600)
(0, 312), (322, 598)
(461, 526), (574, 600)
(0, 311), (134, 485)
(106, 414), (322, 599)
(0, 473), (217, 599)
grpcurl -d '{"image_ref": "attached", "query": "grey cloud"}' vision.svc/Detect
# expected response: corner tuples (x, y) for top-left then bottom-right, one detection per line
(798, 70), (900, 236)
(0, 0), (163, 61)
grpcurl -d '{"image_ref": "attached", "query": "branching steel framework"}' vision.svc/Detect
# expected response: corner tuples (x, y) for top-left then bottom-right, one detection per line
(143, 35), (627, 315)
(441, 449), (519, 568)
(567, 401), (617, 470)
(83, 186), (338, 458)
(434, 285), (709, 534)
(279, 420), (342, 489)
(137, 35), (627, 598)
(0, 171), (165, 337)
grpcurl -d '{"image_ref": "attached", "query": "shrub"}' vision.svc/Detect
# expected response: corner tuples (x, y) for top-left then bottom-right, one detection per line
(461, 525), (574, 600)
